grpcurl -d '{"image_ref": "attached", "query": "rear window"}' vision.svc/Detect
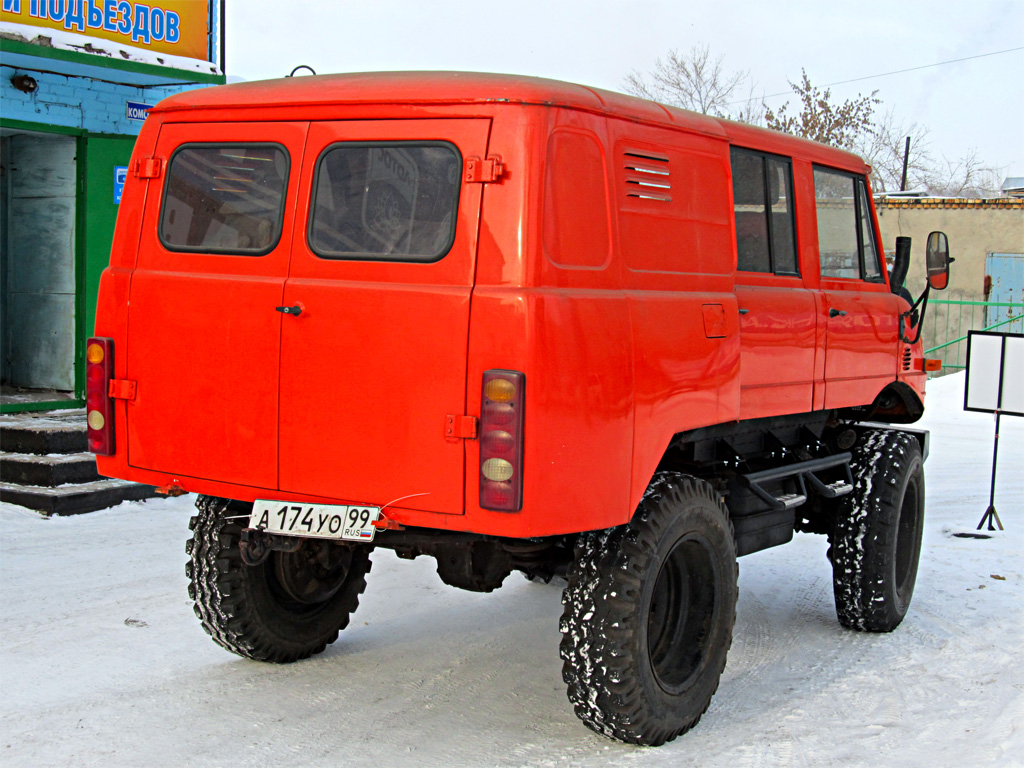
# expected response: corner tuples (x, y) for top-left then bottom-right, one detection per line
(159, 144), (289, 255)
(309, 142), (462, 262)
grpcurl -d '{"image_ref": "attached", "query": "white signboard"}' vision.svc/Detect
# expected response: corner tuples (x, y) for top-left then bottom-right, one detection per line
(964, 332), (1024, 417)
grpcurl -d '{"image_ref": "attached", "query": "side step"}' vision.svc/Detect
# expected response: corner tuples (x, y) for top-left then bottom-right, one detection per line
(773, 493), (807, 509)
(739, 453), (853, 512)
(804, 473), (853, 498)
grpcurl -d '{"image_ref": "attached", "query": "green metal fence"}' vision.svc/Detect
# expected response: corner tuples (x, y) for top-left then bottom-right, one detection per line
(924, 295), (1024, 373)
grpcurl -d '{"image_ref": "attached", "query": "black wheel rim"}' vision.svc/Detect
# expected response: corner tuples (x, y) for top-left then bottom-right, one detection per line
(647, 536), (717, 694)
(272, 542), (353, 608)
(894, 475), (921, 601)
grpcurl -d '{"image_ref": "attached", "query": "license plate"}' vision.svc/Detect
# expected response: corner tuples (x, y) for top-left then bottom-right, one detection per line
(250, 500), (380, 542)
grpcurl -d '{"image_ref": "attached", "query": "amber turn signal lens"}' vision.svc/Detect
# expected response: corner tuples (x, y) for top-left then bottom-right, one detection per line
(484, 378), (516, 403)
(87, 343), (105, 364)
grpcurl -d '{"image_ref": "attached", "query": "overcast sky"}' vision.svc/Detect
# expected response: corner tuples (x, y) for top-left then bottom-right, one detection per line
(225, 0), (1024, 180)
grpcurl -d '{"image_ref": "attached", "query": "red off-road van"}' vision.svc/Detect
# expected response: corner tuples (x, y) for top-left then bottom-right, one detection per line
(89, 72), (951, 746)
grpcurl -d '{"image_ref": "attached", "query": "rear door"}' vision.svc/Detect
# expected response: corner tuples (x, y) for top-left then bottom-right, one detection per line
(277, 119), (490, 513)
(730, 147), (817, 417)
(126, 122), (306, 487)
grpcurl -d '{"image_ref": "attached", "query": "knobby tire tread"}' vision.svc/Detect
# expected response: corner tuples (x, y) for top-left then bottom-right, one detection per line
(186, 495), (371, 663)
(558, 473), (738, 746)
(832, 430), (924, 632)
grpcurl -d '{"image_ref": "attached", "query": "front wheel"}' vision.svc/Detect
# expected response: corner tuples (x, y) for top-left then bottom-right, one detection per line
(832, 429), (925, 632)
(185, 495), (372, 662)
(559, 473), (738, 746)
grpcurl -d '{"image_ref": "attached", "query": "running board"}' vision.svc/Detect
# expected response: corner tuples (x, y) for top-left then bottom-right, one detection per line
(739, 453), (853, 512)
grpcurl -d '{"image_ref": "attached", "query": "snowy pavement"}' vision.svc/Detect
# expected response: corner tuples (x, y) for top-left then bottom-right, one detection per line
(1, 372), (1021, 767)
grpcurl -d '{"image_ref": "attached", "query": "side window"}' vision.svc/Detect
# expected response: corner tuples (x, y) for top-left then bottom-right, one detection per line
(309, 142), (462, 262)
(768, 157), (798, 274)
(730, 147), (798, 275)
(814, 167), (883, 281)
(160, 144), (289, 255)
(858, 181), (882, 280)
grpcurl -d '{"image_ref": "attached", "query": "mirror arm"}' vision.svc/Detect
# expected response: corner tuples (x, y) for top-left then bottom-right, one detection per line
(900, 283), (931, 345)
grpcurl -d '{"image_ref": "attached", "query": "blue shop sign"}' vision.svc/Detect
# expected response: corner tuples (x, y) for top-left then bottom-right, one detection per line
(126, 101), (154, 121)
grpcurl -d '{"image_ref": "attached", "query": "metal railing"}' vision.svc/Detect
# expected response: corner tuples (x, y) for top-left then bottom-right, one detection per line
(924, 295), (1024, 373)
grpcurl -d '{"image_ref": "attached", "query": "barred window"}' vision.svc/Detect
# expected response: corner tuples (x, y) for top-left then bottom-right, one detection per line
(160, 144), (289, 255)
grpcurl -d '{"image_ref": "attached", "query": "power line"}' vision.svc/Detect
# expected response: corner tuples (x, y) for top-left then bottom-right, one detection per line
(754, 46), (1024, 102)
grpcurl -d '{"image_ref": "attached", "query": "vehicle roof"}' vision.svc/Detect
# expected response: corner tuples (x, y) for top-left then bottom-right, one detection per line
(154, 71), (868, 171)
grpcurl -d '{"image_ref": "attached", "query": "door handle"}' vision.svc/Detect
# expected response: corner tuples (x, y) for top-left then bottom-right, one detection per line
(276, 304), (303, 317)
(829, 308), (847, 318)
(739, 308), (750, 315)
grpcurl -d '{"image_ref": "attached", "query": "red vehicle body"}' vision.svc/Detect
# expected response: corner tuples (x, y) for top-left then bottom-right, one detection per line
(90, 73), (947, 746)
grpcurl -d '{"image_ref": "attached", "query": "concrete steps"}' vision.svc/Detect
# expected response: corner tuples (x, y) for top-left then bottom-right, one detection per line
(0, 409), (158, 516)
(1, 451), (102, 485)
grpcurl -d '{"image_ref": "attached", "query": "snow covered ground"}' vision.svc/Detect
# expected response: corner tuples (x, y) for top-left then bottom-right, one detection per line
(1, 372), (1021, 767)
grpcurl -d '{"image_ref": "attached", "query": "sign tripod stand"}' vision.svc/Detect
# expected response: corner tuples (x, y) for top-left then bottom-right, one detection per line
(978, 408), (1005, 532)
(963, 331), (1022, 533)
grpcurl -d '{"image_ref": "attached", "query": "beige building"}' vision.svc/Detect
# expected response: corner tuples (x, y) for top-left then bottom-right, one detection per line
(875, 197), (1024, 372)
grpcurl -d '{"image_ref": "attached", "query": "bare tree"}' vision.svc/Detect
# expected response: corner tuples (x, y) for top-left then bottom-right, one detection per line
(922, 149), (1002, 197)
(623, 44), (753, 118)
(626, 52), (1003, 198)
(763, 70), (879, 151)
(858, 109), (933, 193)
(731, 81), (768, 125)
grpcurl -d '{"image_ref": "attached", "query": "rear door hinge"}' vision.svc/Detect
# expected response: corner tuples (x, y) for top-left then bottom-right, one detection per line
(132, 157), (163, 179)
(445, 415), (478, 439)
(464, 156), (505, 184)
(108, 379), (137, 401)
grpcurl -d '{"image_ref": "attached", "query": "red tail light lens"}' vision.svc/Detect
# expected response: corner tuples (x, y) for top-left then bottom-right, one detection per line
(479, 370), (525, 512)
(86, 337), (115, 456)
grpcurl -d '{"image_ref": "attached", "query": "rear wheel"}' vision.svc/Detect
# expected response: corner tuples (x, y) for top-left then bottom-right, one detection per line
(832, 430), (925, 632)
(559, 473), (738, 746)
(186, 495), (371, 662)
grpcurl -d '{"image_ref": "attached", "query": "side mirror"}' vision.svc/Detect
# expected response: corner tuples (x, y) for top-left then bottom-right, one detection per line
(926, 231), (951, 290)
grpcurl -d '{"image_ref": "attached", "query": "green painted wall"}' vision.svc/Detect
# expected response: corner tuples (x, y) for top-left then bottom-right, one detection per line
(82, 135), (138, 394)
(0, 125), (137, 412)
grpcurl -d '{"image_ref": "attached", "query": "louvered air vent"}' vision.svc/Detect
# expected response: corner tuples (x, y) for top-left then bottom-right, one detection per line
(902, 348), (913, 371)
(624, 150), (671, 202)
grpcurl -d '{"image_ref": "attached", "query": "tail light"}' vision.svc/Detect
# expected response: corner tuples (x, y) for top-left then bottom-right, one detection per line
(86, 337), (115, 456)
(479, 370), (525, 512)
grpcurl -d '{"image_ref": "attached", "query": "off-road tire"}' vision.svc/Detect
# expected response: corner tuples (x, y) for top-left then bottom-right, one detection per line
(832, 429), (925, 632)
(185, 495), (372, 662)
(559, 473), (738, 746)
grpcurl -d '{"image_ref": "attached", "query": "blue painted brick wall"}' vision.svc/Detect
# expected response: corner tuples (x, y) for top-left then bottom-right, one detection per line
(2, 67), (205, 135)
(2, 0), (220, 135)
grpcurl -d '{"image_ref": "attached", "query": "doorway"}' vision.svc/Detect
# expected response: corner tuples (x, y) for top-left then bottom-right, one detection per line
(0, 131), (78, 407)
